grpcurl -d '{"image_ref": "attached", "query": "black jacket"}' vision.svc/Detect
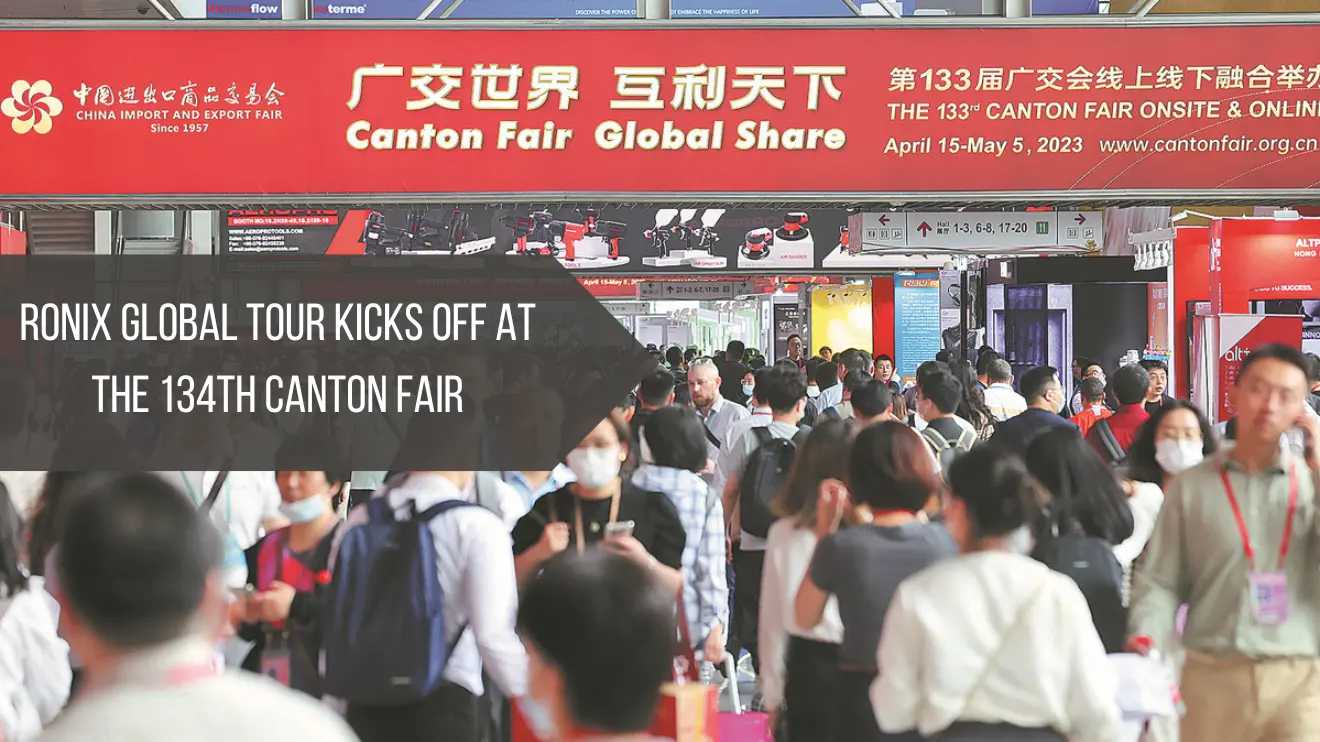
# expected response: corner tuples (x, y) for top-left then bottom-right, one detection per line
(990, 408), (1080, 458)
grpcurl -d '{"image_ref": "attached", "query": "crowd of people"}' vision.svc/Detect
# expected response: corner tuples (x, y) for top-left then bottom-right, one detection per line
(0, 337), (1316, 742)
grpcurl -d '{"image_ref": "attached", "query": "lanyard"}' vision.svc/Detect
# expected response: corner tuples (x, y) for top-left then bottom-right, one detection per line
(569, 489), (621, 556)
(179, 471), (231, 522)
(1220, 463), (1298, 571)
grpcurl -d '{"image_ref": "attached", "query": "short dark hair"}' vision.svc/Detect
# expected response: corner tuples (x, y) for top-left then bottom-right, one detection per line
(805, 356), (824, 380)
(1112, 363), (1151, 406)
(684, 348), (698, 362)
(638, 366), (677, 407)
(848, 422), (943, 513)
(813, 362), (838, 390)
(915, 360), (946, 385)
(987, 358), (1013, 385)
(874, 354), (894, 366)
(59, 473), (222, 649)
(518, 552), (675, 735)
(1019, 366), (1060, 404)
(1080, 377), (1106, 403)
(919, 370), (962, 415)
(1306, 353), (1320, 384)
(273, 431), (350, 489)
(726, 340), (746, 362)
(819, 345), (832, 355)
(665, 347), (683, 367)
(843, 370), (871, 393)
(1238, 343), (1309, 386)
(946, 447), (1046, 538)
(935, 350), (954, 364)
(976, 350), (1001, 377)
(760, 365), (808, 414)
(786, 334), (801, 343)
(642, 405), (708, 473)
(851, 380), (893, 419)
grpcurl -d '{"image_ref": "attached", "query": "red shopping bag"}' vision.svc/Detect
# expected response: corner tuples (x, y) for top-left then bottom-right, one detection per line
(652, 682), (720, 742)
(718, 712), (772, 742)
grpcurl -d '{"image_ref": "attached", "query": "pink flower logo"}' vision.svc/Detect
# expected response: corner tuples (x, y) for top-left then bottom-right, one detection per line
(1, 80), (63, 135)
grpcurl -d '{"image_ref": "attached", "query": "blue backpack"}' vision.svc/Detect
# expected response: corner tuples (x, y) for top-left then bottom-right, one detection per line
(322, 487), (478, 706)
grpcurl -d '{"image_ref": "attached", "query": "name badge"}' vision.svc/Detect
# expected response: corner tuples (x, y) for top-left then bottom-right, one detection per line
(1249, 572), (1291, 626)
(262, 632), (292, 686)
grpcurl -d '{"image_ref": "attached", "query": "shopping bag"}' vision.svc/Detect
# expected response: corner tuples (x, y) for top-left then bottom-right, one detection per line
(652, 681), (720, 742)
(718, 711), (771, 742)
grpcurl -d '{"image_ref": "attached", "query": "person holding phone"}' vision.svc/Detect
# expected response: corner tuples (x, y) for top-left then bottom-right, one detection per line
(1128, 345), (1320, 742)
(512, 412), (686, 591)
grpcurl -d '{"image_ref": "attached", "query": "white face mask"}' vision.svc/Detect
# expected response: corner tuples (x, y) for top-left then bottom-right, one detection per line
(1155, 439), (1204, 475)
(566, 446), (623, 489)
(806, 385), (820, 399)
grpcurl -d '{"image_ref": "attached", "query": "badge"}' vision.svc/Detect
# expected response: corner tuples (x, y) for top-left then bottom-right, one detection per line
(262, 647), (292, 686)
(1249, 571), (1291, 626)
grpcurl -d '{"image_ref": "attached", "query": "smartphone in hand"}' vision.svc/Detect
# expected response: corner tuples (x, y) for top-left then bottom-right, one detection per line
(604, 520), (635, 540)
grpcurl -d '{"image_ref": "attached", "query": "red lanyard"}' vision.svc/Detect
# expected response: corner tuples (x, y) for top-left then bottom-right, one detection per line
(1220, 463), (1298, 571)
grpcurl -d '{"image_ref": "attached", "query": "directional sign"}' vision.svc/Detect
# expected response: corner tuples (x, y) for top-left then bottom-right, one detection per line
(637, 279), (754, 300)
(853, 211), (1103, 253)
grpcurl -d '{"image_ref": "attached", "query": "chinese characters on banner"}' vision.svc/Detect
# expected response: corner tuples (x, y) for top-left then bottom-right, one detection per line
(7, 26), (1320, 198)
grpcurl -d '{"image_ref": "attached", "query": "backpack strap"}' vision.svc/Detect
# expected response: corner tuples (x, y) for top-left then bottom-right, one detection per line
(823, 407), (840, 420)
(416, 498), (482, 523)
(750, 426), (774, 446)
(954, 427), (976, 451)
(920, 427), (950, 453)
(472, 472), (503, 516)
(200, 470), (230, 515)
(1094, 419), (1125, 463)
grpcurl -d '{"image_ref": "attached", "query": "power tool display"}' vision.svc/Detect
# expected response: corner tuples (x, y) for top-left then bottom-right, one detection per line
(359, 208), (494, 256)
(501, 207), (631, 269)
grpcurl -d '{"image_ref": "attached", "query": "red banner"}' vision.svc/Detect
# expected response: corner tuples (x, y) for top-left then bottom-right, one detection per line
(7, 25), (1320, 199)
(1217, 313), (1303, 422)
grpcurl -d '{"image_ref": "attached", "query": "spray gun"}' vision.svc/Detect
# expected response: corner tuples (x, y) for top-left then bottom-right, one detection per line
(690, 209), (724, 254)
(645, 209), (679, 259)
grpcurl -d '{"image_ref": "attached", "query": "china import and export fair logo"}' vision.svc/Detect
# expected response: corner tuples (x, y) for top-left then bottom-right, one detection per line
(2, 80), (63, 135)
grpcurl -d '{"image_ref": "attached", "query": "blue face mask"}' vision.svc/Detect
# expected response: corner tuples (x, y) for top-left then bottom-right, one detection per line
(742, 384), (755, 397)
(519, 694), (558, 741)
(279, 496), (327, 525)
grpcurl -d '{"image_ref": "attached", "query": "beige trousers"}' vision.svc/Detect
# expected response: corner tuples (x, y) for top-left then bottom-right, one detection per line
(1180, 652), (1320, 742)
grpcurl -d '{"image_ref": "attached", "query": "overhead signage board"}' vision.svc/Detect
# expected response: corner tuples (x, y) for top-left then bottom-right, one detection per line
(669, 0), (855, 17)
(205, 1), (283, 18)
(829, 211), (1101, 268)
(638, 279), (753, 300)
(311, 0), (639, 19)
(8, 24), (1320, 200)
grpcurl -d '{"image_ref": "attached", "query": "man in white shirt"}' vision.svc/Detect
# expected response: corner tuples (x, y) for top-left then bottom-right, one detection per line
(689, 359), (750, 484)
(982, 358), (1028, 422)
(37, 473), (357, 742)
(329, 472), (526, 742)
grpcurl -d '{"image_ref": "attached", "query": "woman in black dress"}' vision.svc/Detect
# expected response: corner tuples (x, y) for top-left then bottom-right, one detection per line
(512, 412), (686, 591)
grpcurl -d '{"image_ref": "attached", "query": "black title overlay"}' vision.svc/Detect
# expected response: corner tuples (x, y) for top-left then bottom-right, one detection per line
(0, 255), (650, 471)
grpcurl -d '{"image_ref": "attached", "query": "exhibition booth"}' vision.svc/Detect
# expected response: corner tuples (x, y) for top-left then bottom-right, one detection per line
(1158, 216), (1319, 422)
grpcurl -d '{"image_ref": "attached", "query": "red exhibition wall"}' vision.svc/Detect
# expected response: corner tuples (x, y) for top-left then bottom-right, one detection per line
(8, 25), (1320, 199)
(1172, 226), (1209, 398)
(871, 278), (896, 360)
(1210, 217), (1320, 316)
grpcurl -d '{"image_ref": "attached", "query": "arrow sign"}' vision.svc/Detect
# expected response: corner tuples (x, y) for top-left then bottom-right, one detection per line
(1075, 214), (1086, 225)
(878, 215), (890, 226)
(917, 221), (932, 237)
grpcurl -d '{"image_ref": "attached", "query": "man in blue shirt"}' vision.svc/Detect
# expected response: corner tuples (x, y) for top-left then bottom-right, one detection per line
(989, 365), (1078, 457)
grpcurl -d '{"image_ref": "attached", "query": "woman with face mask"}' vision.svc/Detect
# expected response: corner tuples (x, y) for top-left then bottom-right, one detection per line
(233, 432), (348, 698)
(512, 412), (686, 591)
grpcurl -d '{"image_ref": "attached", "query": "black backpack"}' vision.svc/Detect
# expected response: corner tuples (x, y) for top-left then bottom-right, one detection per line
(919, 425), (975, 473)
(1091, 419), (1130, 479)
(738, 426), (809, 538)
(1032, 475), (1128, 654)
